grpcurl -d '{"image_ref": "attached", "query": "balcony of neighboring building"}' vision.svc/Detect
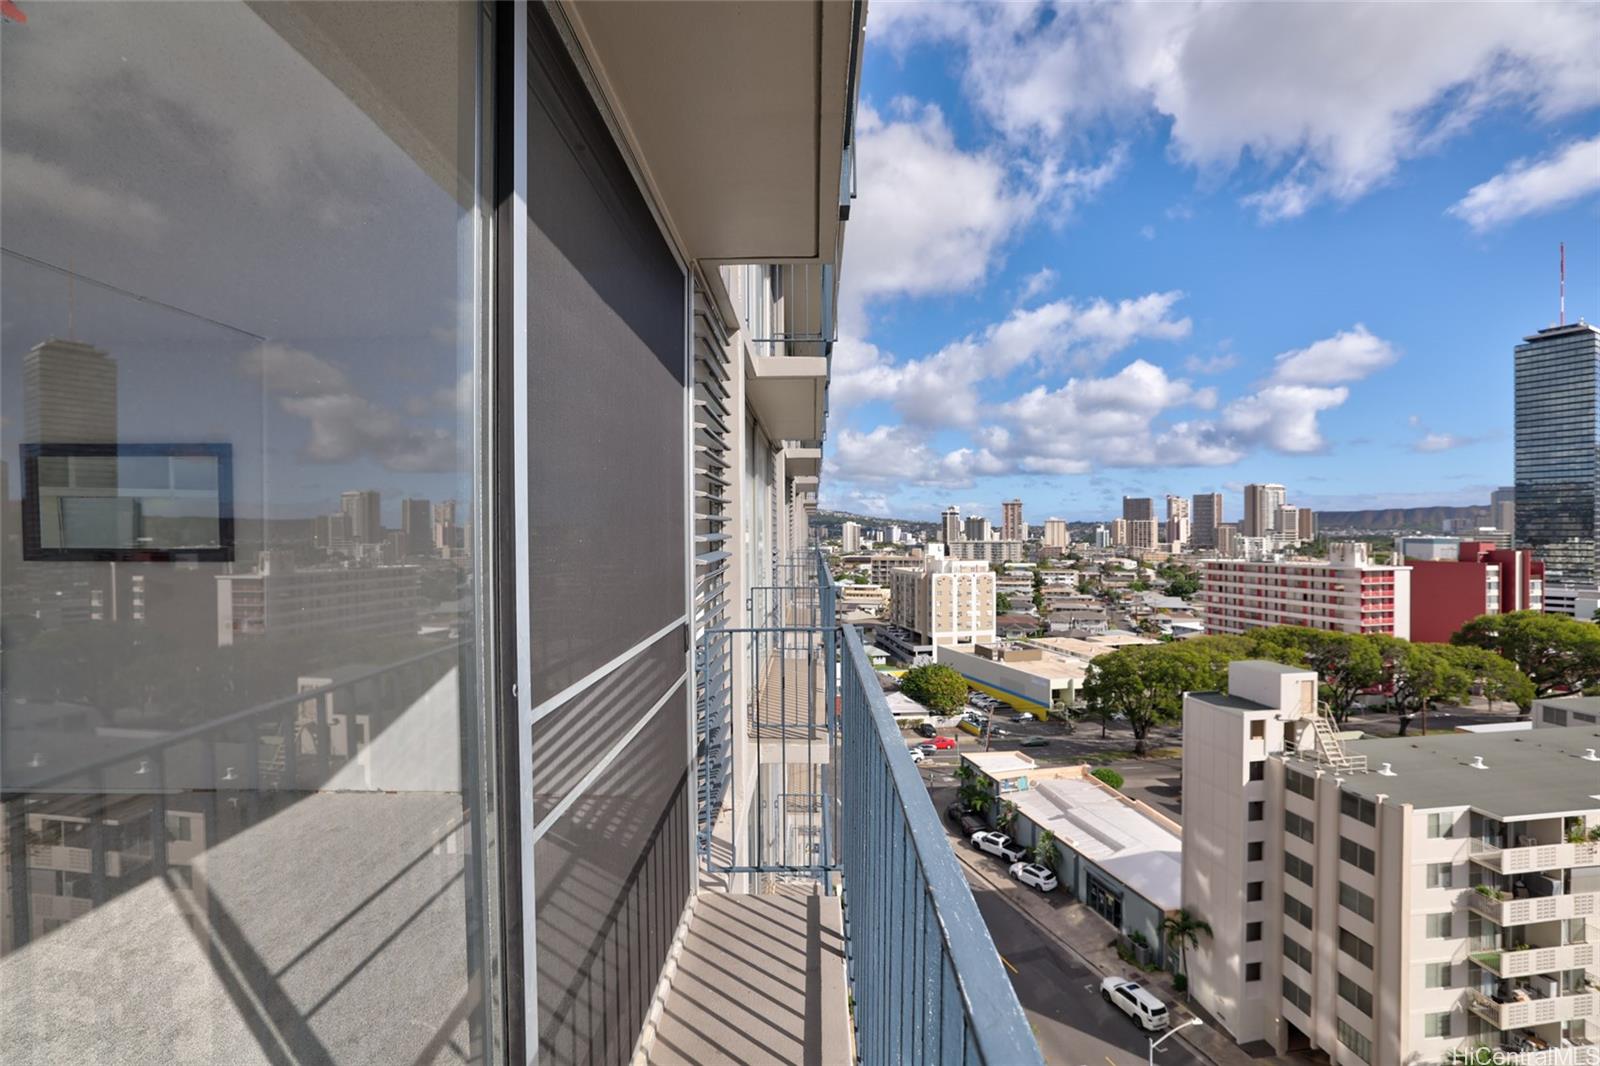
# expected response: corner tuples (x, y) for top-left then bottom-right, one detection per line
(1470, 938), (1598, 979)
(1464, 985), (1599, 1031)
(1470, 836), (1600, 877)
(1464, 883), (1600, 927)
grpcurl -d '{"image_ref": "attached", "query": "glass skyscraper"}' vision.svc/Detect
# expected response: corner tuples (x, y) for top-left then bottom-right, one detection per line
(1514, 322), (1600, 586)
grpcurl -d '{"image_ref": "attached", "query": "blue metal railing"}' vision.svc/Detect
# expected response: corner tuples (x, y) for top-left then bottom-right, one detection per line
(695, 547), (1043, 1063)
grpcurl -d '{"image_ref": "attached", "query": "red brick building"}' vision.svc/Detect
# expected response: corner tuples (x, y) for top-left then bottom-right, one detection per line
(1404, 540), (1545, 643)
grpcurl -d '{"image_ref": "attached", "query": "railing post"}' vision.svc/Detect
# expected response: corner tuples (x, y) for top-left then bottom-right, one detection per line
(819, 547), (837, 891)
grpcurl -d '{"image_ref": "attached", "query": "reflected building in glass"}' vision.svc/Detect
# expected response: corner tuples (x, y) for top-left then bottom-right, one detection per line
(1514, 321), (1600, 586)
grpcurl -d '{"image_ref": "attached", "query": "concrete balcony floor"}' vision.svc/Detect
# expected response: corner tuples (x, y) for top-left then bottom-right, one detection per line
(643, 890), (849, 1066)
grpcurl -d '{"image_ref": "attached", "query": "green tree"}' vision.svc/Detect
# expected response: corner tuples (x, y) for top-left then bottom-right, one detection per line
(1451, 610), (1600, 697)
(1160, 909), (1213, 995)
(1373, 637), (1473, 736)
(1090, 767), (1124, 790)
(1439, 644), (1534, 713)
(1164, 572), (1199, 598)
(1031, 828), (1060, 869)
(1243, 627), (1384, 723)
(899, 663), (970, 714)
(1083, 643), (1225, 755)
(996, 591), (1013, 613)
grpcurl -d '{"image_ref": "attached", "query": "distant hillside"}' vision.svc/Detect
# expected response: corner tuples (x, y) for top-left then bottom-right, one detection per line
(812, 509), (939, 535)
(1316, 505), (1490, 531)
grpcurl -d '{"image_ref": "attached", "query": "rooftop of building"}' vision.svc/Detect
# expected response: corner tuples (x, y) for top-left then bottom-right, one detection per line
(1539, 695), (1600, 713)
(1292, 725), (1600, 818)
(1520, 320), (1599, 343)
(1185, 691), (1273, 715)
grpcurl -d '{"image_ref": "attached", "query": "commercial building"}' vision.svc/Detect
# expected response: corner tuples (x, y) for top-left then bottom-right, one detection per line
(1192, 492), (1223, 549)
(841, 519), (862, 551)
(1094, 524), (1112, 548)
(888, 554), (997, 648)
(1404, 541), (1544, 642)
(214, 552), (423, 647)
(0, 5), (1043, 1065)
(941, 504), (963, 544)
(1166, 495), (1191, 549)
(1183, 663), (1600, 1064)
(1298, 508), (1318, 544)
(1123, 496), (1155, 522)
(1243, 483), (1288, 538)
(1042, 517), (1070, 548)
(1217, 522), (1241, 557)
(964, 514), (992, 541)
(1398, 536), (1465, 562)
(399, 497), (433, 556)
(867, 551), (922, 586)
(1122, 518), (1159, 550)
(1002, 498), (1025, 542)
(1199, 541), (1412, 637)
(1545, 585), (1600, 621)
(935, 641), (1085, 713)
(1515, 322), (1600, 586)
(1491, 486), (1516, 539)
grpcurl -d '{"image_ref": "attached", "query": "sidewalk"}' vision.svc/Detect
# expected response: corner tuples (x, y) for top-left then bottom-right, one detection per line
(952, 837), (1262, 1066)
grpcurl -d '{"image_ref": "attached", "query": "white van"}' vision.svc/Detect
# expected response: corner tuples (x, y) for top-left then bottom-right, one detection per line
(1100, 977), (1169, 1031)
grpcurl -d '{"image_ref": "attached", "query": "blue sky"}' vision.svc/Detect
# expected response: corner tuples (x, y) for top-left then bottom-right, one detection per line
(823, 2), (1600, 525)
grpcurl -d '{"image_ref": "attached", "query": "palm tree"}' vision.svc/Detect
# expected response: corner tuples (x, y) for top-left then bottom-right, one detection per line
(996, 800), (1018, 835)
(1160, 908), (1212, 997)
(966, 790), (992, 816)
(1030, 828), (1059, 869)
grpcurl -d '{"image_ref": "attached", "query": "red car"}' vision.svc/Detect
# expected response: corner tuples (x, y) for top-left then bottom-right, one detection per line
(918, 736), (957, 752)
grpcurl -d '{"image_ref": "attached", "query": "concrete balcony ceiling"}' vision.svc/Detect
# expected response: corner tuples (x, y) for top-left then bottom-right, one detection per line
(746, 351), (828, 443)
(784, 445), (822, 478)
(561, 0), (857, 264)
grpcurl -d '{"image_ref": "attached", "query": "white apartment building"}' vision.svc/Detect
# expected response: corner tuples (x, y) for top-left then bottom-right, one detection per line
(1199, 541), (1412, 638)
(1184, 667), (1600, 1064)
(1166, 495), (1191, 550)
(1244, 483), (1288, 538)
(1042, 517), (1070, 549)
(946, 539), (1025, 564)
(840, 520), (861, 552)
(889, 555), (996, 648)
(215, 552), (422, 647)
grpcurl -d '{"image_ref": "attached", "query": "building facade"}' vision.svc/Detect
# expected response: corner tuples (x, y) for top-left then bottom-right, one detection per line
(945, 539), (1025, 564)
(964, 514), (992, 541)
(1515, 322), (1600, 586)
(1042, 517), (1070, 548)
(1199, 542), (1412, 637)
(1191, 492), (1223, 549)
(1243, 483), (1287, 538)
(1184, 665), (1600, 1064)
(1405, 541), (1544, 643)
(1002, 498), (1024, 542)
(941, 505), (963, 544)
(1122, 496), (1155, 522)
(888, 555), (997, 648)
(841, 519), (862, 551)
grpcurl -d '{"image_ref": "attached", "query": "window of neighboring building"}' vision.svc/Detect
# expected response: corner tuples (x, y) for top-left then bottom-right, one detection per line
(1339, 927), (1374, 967)
(1424, 1011), (1452, 1038)
(1245, 962), (1262, 982)
(1250, 720), (1265, 740)
(1248, 881), (1264, 902)
(1249, 760), (1265, 782)
(1426, 912), (1454, 938)
(1283, 934), (1312, 971)
(1248, 800), (1265, 822)
(1337, 1020), (1373, 1064)
(1284, 892), (1313, 929)
(1283, 977), (1312, 1015)
(1425, 862), (1454, 890)
(1338, 973), (1373, 1016)
(1248, 841), (1264, 862)
(1286, 768), (1316, 798)
(1425, 962), (1453, 988)
(1427, 812), (1454, 838)
(1340, 882), (1375, 921)
(1285, 811), (1315, 843)
(1341, 792), (1377, 825)
(1284, 852), (1315, 887)
(1340, 836), (1376, 874)
(1246, 921), (1263, 942)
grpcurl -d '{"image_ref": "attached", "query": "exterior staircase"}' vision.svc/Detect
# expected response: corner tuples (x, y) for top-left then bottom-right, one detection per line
(1308, 704), (1368, 773)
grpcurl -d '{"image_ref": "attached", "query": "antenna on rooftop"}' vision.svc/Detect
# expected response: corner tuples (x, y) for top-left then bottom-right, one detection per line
(1560, 242), (1566, 327)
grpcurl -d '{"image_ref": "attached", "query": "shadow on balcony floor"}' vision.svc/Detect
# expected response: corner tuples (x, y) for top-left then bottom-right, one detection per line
(643, 891), (848, 1066)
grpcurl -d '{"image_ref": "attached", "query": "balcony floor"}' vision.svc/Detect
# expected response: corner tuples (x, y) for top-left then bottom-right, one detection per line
(644, 890), (849, 1066)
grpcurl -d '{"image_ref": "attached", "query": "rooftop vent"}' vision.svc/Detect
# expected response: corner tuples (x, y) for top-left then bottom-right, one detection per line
(1377, 762), (1396, 776)
(1583, 748), (1600, 762)
(1469, 755), (1489, 770)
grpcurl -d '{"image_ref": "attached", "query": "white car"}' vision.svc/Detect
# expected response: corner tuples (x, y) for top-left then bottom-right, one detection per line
(1009, 861), (1057, 892)
(1012, 712), (1035, 723)
(970, 831), (1026, 863)
(1100, 977), (1170, 1031)
(907, 747), (926, 764)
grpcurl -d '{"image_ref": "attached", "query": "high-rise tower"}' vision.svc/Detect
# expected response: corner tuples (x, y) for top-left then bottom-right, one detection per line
(1515, 322), (1600, 585)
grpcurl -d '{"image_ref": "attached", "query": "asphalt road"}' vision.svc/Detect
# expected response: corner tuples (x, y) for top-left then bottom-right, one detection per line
(969, 882), (1205, 1066)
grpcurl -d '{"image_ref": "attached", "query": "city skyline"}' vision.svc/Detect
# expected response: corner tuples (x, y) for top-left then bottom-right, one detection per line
(821, 4), (1600, 522)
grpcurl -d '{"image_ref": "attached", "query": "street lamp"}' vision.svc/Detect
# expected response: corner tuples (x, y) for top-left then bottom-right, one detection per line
(1149, 1018), (1203, 1064)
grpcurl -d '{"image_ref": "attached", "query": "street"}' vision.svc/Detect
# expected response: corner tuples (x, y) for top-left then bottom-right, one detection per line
(969, 882), (1206, 1066)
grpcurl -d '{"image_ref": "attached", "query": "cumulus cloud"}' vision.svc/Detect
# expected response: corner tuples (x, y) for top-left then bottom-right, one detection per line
(831, 291), (1191, 427)
(874, 2), (1600, 220)
(1448, 135), (1600, 231)
(1183, 352), (1239, 375)
(1018, 267), (1057, 303)
(1, 149), (167, 240)
(1269, 325), (1399, 385)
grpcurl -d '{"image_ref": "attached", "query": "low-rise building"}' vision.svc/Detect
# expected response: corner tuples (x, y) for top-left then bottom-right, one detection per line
(1199, 541), (1412, 638)
(946, 539), (1025, 564)
(934, 641), (1085, 714)
(214, 552), (422, 647)
(1405, 541), (1544, 642)
(1183, 662), (1600, 1064)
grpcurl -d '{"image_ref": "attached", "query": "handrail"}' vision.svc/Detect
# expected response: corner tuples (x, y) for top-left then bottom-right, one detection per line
(3, 642), (464, 794)
(839, 623), (1045, 1065)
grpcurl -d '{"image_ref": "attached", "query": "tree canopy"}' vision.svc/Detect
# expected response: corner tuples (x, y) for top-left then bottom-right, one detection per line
(1451, 610), (1600, 697)
(898, 663), (970, 714)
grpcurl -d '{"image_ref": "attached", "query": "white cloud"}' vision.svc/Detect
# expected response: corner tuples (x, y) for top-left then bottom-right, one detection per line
(1448, 135), (1600, 231)
(1183, 352), (1238, 375)
(1414, 432), (1470, 453)
(831, 291), (1191, 427)
(1018, 267), (1057, 303)
(239, 343), (350, 396)
(1218, 384), (1349, 453)
(1269, 325), (1399, 385)
(875, 2), (1600, 220)
(1, 149), (166, 239)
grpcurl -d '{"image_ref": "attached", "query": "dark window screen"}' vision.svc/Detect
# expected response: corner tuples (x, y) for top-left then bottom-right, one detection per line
(526, 16), (687, 707)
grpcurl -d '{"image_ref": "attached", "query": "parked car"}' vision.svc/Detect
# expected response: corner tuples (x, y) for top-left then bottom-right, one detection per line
(1013, 712), (1036, 723)
(914, 722), (938, 738)
(957, 813), (987, 837)
(1100, 977), (1170, 1031)
(1019, 737), (1049, 748)
(919, 735), (957, 751)
(908, 747), (926, 764)
(1009, 861), (1058, 893)
(945, 801), (969, 824)
(970, 831), (1026, 863)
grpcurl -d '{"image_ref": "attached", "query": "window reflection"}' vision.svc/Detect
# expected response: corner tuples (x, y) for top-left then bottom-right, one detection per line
(1, 4), (490, 1064)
